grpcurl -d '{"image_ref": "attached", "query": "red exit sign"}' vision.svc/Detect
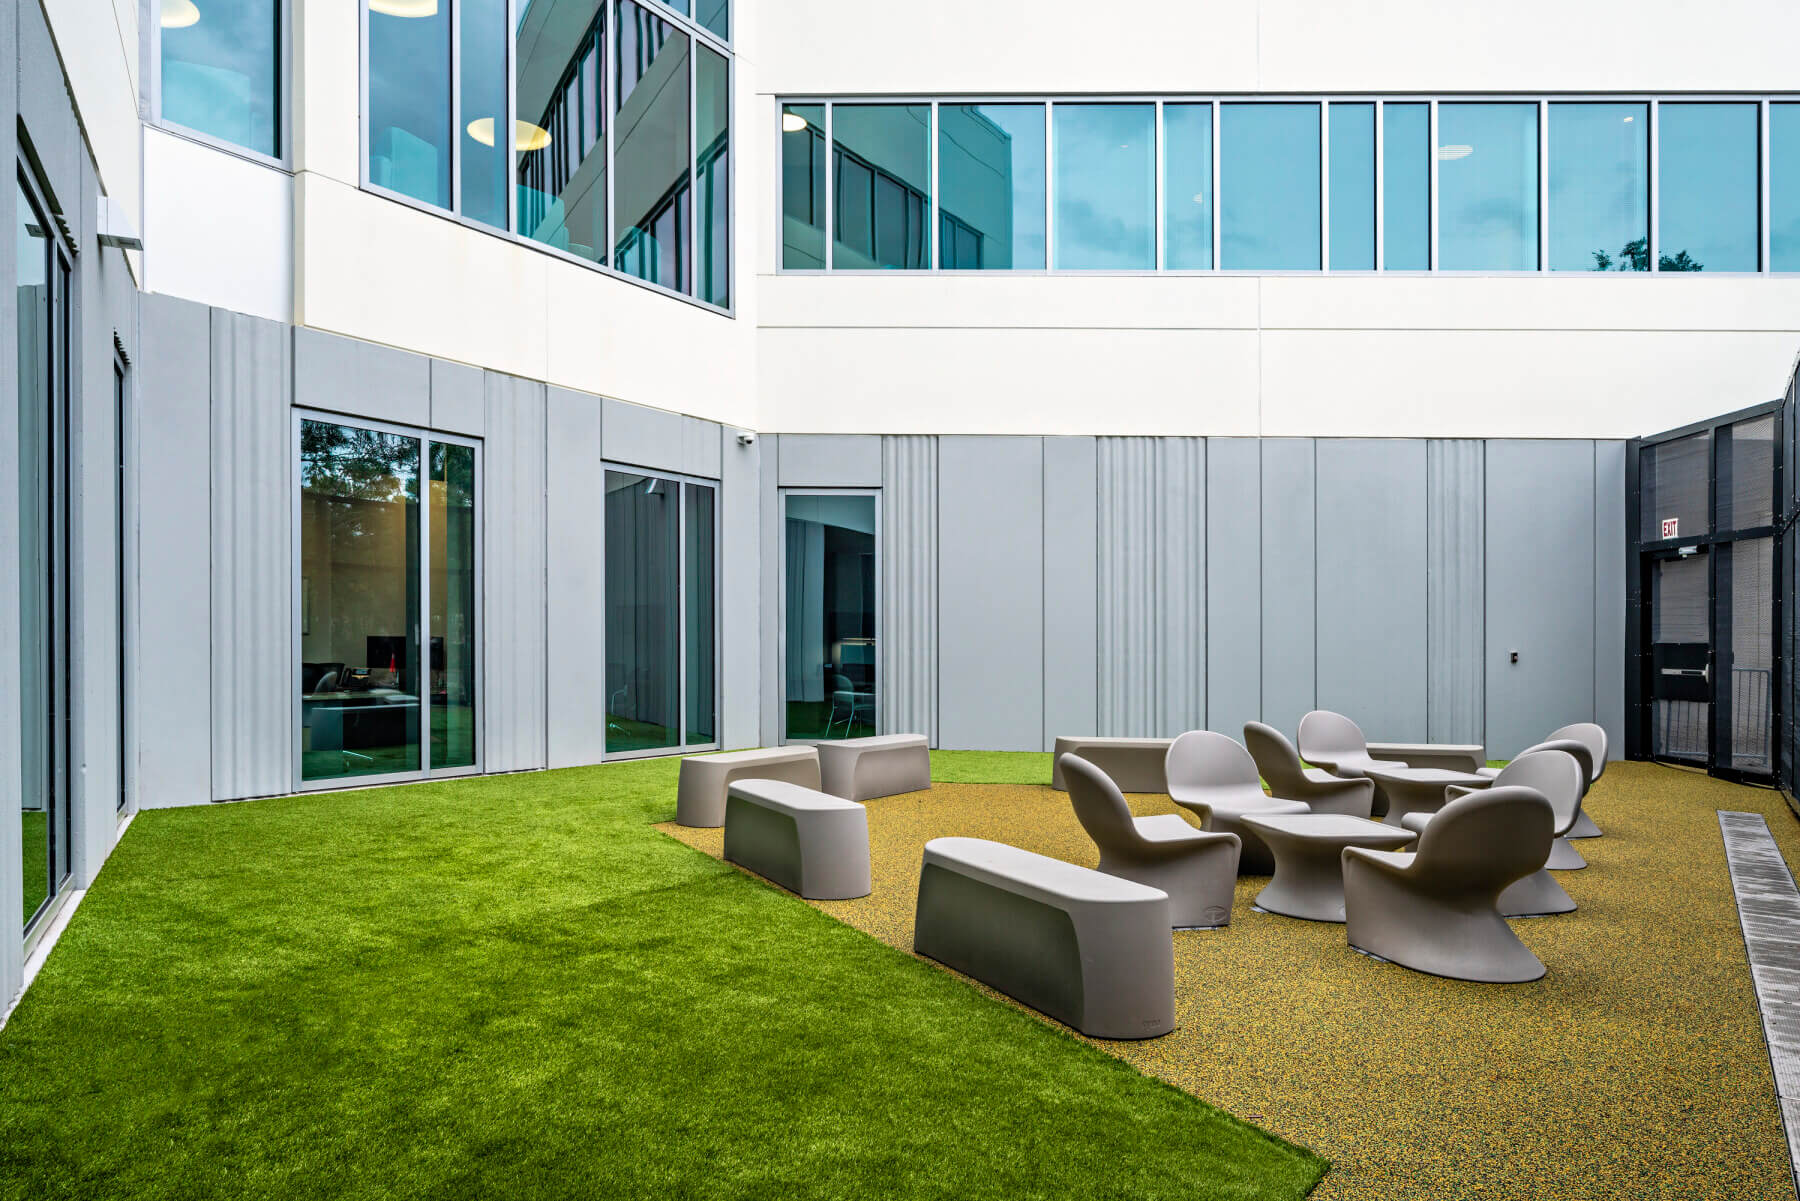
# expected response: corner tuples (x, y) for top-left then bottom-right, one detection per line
(1660, 517), (1680, 539)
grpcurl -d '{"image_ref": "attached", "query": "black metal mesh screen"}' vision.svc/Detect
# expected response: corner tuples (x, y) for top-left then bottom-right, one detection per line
(1641, 431), (1712, 543)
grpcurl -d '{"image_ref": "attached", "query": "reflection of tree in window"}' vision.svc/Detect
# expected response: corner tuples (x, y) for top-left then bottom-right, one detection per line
(1591, 239), (1702, 272)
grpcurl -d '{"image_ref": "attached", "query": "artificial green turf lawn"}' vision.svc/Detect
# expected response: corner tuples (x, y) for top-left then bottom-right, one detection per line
(930, 749), (1055, 784)
(0, 758), (1325, 1201)
(19, 810), (46, 920)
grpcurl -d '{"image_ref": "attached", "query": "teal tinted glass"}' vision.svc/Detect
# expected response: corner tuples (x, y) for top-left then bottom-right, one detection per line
(1437, 103), (1537, 270)
(160, 0), (279, 157)
(1549, 103), (1647, 271)
(1658, 103), (1759, 272)
(785, 495), (877, 741)
(696, 46), (730, 304)
(1053, 104), (1154, 269)
(1775, 105), (1800, 271)
(938, 104), (1046, 269)
(514, 0), (606, 263)
(1163, 103), (1213, 269)
(1220, 103), (1320, 270)
(833, 105), (931, 269)
(606, 471), (680, 753)
(685, 484), (716, 745)
(615, 2), (691, 291)
(782, 104), (825, 268)
(696, 0), (727, 40)
(1382, 103), (1429, 269)
(368, 0), (451, 208)
(459, 0), (509, 230)
(1329, 103), (1375, 270)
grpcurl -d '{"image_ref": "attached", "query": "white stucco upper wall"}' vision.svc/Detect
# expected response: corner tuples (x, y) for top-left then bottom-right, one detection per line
(41, 0), (141, 249)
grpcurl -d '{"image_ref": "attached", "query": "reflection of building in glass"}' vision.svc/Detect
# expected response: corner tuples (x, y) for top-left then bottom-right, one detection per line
(938, 106), (1016, 268)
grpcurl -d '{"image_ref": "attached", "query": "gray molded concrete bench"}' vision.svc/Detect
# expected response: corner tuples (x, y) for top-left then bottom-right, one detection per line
(1366, 742), (1486, 773)
(913, 837), (1174, 1039)
(723, 780), (871, 900)
(676, 746), (821, 827)
(818, 733), (931, 801)
(1050, 737), (1174, 793)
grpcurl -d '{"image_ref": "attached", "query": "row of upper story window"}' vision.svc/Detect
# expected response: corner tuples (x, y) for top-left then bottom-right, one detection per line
(151, 0), (730, 309)
(781, 97), (1800, 274)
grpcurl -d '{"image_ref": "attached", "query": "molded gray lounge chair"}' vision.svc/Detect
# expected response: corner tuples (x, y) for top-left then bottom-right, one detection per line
(1479, 723), (1606, 838)
(1344, 786), (1555, 983)
(1166, 731), (1307, 873)
(1244, 721), (1377, 818)
(1449, 748), (1587, 870)
(1062, 754), (1240, 929)
(1296, 710), (1401, 779)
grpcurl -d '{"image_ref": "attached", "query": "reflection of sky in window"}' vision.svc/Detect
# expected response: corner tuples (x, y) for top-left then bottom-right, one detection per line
(938, 104), (1045, 270)
(461, 0), (510, 230)
(1053, 104), (1153, 269)
(1163, 104), (1211, 269)
(1437, 103), (1537, 271)
(1220, 104), (1319, 270)
(1329, 104), (1374, 270)
(369, 9), (452, 208)
(1660, 104), (1760, 272)
(160, 0), (278, 155)
(1383, 104), (1429, 269)
(1774, 106), (1800, 272)
(1549, 104), (1646, 271)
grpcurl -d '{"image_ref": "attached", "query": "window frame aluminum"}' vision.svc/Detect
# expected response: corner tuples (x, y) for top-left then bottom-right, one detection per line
(776, 487), (882, 746)
(145, 0), (293, 170)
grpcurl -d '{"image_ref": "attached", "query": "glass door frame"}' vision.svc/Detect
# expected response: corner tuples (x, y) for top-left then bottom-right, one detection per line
(777, 487), (881, 745)
(600, 462), (721, 761)
(1628, 398), (1785, 784)
(290, 410), (485, 791)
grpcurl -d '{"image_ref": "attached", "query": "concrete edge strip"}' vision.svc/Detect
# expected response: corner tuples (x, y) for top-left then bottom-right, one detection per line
(1720, 810), (1800, 1201)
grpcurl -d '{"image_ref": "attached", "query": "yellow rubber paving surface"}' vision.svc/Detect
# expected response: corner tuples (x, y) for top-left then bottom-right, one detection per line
(661, 762), (1799, 1201)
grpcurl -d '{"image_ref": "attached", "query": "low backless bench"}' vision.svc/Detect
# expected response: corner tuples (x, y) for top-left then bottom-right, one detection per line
(818, 733), (931, 801)
(1050, 737), (1174, 793)
(723, 780), (871, 901)
(676, 746), (821, 827)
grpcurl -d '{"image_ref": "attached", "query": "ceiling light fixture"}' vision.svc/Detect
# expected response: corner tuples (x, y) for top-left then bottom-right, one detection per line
(466, 117), (552, 151)
(160, 0), (199, 27)
(368, 0), (438, 16)
(1436, 144), (1473, 160)
(782, 112), (809, 133)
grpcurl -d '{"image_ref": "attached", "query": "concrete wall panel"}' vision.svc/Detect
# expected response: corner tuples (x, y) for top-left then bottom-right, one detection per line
(1206, 439), (1261, 740)
(1260, 439), (1316, 738)
(293, 326), (430, 429)
(431, 359), (487, 438)
(783, 434), (884, 487)
(1594, 440), (1628, 758)
(719, 432), (762, 749)
(882, 435), (938, 743)
(483, 374), (549, 773)
(1043, 436), (1098, 749)
(1427, 440), (1486, 745)
(545, 387), (604, 768)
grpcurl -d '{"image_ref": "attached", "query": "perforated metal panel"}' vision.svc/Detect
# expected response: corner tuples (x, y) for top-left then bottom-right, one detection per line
(1641, 431), (1711, 543)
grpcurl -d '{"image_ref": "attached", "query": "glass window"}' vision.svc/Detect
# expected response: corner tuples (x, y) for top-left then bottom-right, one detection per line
(429, 443), (477, 769)
(686, 484), (716, 745)
(1658, 103), (1759, 272)
(515, 2), (606, 263)
(299, 421), (424, 782)
(833, 104), (930, 270)
(938, 103), (1046, 270)
(696, 45), (730, 305)
(368, 0), (451, 209)
(1383, 103), (1429, 270)
(1329, 103), (1374, 270)
(1163, 103), (1212, 270)
(785, 494), (877, 741)
(1549, 103), (1647, 271)
(458, 0), (509, 230)
(1774, 104), (1800, 272)
(1053, 103), (1154, 270)
(781, 103), (825, 268)
(695, 0), (727, 39)
(615, 0), (691, 291)
(1220, 103), (1320, 270)
(1437, 103), (1538, 271)
(159, 0), (279, 157)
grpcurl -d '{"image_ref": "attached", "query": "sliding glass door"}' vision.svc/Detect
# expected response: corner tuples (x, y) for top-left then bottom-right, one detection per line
(298, 417), (479, 786)
(604, 468), (716, 756)
(783, 492), (878, 741)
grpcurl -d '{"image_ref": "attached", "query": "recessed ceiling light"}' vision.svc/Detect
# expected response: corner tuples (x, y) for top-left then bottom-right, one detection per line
(1623, 115), (1635, 123)
(1436, 144), (1473, 160)
(466, 118), (552, 151)
(782, 112), (809, 133)
(369, 0), (438, 16)
(160, 0), (199, 27)
(1192, 193), (1206, 205)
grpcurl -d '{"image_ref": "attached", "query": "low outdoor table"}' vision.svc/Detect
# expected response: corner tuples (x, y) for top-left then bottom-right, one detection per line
(1361, 765), (1493, 827)
(1238, 814), (1417, 923)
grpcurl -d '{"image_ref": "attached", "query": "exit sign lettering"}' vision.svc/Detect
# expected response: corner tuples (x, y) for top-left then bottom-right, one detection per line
(1661, 517), (1679, 539)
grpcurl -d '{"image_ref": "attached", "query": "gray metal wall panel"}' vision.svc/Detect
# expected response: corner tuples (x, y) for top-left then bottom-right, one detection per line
(759, 435), (782, 745)
(783, 435), (884, 487)
(1206, 439), (1260, 740)
(1593, 440), (1628, 759)
(1484, 440), (1597, 759)
(1097, 438), (1206, 738)
(938, 437), (1044, 750)
(720, 432), (762, 749)
(603, 397), (690, 476)
(682, 416), (723, 479)
(1427, 440), (1486, 745)
(430, 359), (486, 437)
(16, 3), (80, 230)
(0, 0), (17, 1009)
(1043, 436), (1098, 749)
(210, 309), (293, 800)
(292, 327), (430, 429)
(1260, 439), (1316, 739)
(881, 435), (938, 744)
(544, 387), (604, 768)
(1316, 439), (1429, 741)
(483, 373), (549, 773)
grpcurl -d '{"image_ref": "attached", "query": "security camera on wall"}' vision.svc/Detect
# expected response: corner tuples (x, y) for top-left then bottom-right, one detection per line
(736, 431), (756, 447)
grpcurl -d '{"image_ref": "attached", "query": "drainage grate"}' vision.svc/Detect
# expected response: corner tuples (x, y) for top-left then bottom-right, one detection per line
(1720, 810), (1800, 1199)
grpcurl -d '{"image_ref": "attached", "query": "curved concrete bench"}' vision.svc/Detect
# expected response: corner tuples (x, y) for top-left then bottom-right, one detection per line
(1050, 737), (1173, 793)
(723, 780), (871, 900)
(676, 746), (820, 827)
(818, 734), (930, 801)
(913, 837), (1174, 1039)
